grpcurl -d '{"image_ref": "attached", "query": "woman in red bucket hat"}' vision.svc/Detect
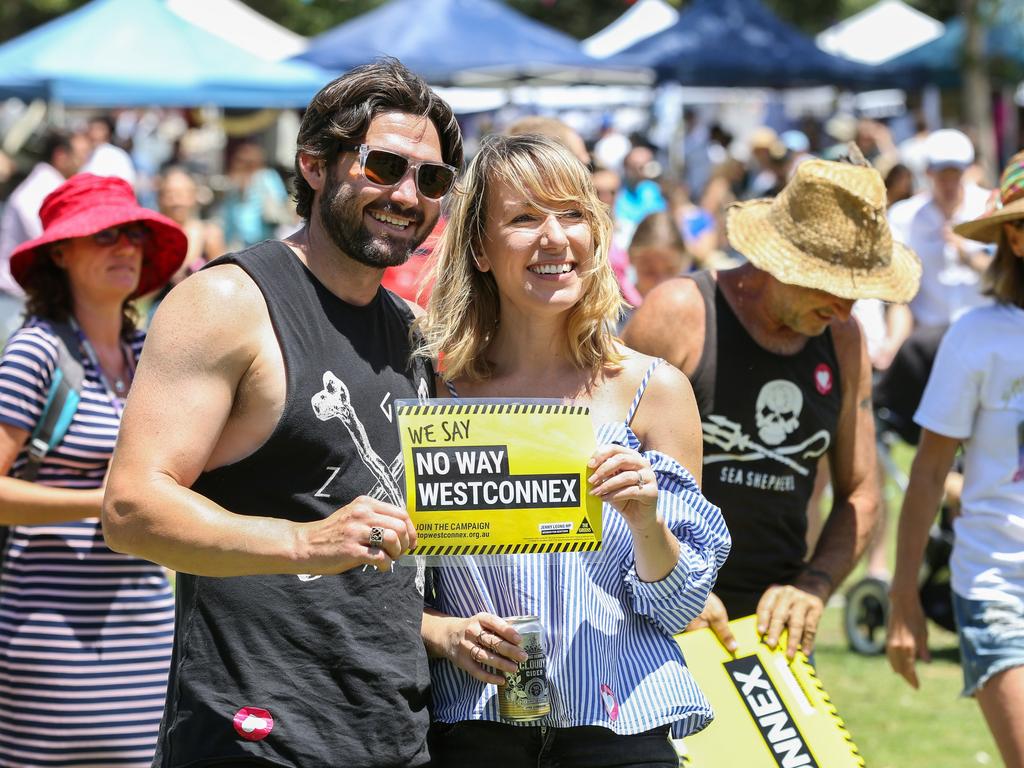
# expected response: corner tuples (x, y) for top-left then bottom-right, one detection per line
(0, 173), (184, 766)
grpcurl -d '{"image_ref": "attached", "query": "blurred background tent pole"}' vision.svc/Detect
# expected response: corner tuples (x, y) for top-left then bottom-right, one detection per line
(49, 100), (65, 131)
(962, 0), (995, 180)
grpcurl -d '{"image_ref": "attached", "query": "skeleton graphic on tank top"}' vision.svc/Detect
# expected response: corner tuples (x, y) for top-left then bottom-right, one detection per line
(310, 370), (426, 590)
(703, 379), (831, 476)
(312, 371), (405, 505)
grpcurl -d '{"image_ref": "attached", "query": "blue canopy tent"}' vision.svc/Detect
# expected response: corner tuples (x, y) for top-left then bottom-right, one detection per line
(618, 0), (887, 89)
(294, 0), (647, 86)
(886, 4), (1024, 88)
(0, 0), (330, 107)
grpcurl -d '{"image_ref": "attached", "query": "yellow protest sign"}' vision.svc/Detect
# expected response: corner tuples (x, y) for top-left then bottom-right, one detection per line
(396, 399), (602, 557)
(675, 616), (864, 767)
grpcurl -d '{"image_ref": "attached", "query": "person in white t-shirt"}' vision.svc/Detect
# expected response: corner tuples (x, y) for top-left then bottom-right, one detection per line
(887, 150), (1024, 767)
(887, 129), (992, 334)
(0, 129), (89, 340)
(81, 115), (137, 189)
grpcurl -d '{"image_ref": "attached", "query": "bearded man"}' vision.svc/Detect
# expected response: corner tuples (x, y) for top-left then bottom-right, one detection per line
(102, 58), (462, 768)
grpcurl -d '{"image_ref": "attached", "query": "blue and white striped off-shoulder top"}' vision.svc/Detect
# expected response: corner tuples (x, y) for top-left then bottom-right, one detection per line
(429, 360), (731, 738)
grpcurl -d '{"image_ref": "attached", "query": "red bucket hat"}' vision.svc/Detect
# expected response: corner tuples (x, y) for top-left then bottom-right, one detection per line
(10, 173), (187, 297)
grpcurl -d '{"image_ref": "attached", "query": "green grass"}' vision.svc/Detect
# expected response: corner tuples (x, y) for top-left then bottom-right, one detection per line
(814, 607), (999, 767)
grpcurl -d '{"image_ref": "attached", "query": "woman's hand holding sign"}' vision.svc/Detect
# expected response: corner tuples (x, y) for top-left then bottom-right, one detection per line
(588, 444), (679, 583)
(587, 444), (659, 528)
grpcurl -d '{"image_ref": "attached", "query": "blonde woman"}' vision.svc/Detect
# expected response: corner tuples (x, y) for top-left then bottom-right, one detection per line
(418, 134), (730, 768)
(887, 151), (1024, 767)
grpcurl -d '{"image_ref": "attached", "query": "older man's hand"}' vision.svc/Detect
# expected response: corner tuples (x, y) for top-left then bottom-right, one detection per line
(756, 580), (827, 659)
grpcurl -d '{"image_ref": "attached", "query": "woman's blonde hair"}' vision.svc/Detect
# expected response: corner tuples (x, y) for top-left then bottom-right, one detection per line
(983, 228), (1024, 308)
(416, 133), (624, 381)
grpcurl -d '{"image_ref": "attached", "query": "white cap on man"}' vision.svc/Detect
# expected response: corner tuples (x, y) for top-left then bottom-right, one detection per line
(924, 129), (974, 171)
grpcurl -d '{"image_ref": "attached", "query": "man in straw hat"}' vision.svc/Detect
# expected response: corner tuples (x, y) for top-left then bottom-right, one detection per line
(624, 155), (922, 659)
(102, 58), (461, 767)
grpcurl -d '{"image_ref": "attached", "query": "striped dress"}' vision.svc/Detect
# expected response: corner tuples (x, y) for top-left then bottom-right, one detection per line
(430, 361), (732, 738)
(0, 319), (173, 768)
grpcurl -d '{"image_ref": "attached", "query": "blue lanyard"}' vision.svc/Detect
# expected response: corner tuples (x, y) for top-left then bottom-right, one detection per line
(67, 317), (135, 419)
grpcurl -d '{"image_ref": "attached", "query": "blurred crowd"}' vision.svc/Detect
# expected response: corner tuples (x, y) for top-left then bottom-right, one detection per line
(0, 88), (1020, 767)
(0, 105), (1001, 337)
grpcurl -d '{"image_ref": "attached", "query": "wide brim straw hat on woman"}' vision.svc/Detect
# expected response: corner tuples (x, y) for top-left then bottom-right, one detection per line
(953, 149), (1024, 243)
(10, 173), (187, 297)
(726, 156), (922, 303)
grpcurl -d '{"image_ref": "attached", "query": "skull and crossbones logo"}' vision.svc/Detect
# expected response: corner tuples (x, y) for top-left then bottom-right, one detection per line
(755, 380), (803, 446)
(702, 379), (830, 475)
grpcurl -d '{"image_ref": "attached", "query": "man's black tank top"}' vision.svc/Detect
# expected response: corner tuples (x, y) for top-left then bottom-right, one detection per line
(156, 241), (433, 768)
(688, 271), (841, 618)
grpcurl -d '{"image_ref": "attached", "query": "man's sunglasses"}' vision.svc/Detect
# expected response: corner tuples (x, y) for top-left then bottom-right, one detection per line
(339, 144), (457, 200)
(92, 224), (150, 247)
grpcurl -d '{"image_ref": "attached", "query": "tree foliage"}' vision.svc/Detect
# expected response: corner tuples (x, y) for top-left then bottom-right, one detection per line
(1, 0), (89, 43)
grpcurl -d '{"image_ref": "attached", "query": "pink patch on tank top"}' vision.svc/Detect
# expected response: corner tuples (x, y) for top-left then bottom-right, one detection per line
(600, 684), (619, 720)
(814, 363), (833, 395)
(233, 706), (274, 741)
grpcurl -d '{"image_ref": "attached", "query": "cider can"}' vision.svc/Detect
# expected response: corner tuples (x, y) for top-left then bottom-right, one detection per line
(498, 615), (551, 722)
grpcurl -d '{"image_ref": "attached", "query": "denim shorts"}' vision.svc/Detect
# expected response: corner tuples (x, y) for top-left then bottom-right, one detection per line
(952, 591), (1024, 696)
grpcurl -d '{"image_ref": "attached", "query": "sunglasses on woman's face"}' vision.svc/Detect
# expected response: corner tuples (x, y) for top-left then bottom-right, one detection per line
(91, 224), (150, 247)
(338, 144), (457, 200)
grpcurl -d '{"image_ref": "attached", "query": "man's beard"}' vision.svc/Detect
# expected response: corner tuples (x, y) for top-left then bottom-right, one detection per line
(318, 168), (427, 268)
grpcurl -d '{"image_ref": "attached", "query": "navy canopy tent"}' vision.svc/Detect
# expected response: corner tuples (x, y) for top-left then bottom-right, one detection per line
(294, 0), (646, 85)
(0, 0), (330, 107)
(886, 4), (1024, 88)
(618, 0), (886, 89)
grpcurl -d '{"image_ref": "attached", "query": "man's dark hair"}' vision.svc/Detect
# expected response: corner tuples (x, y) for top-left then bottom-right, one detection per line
(42, 130), (74, 164)
(293, 57), (462, 220)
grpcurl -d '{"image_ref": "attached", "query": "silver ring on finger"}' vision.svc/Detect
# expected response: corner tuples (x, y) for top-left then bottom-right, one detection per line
(368, 526), (385, 547)
(636, 470), (645, 489)
(470, 644), (486, 663)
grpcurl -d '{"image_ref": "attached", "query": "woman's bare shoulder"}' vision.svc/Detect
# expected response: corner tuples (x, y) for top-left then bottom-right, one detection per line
(613, 344), (691, 393)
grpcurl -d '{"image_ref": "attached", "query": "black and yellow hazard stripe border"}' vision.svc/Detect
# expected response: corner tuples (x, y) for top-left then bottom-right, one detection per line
(398, 403), (588, 416)
(411, 540), (601, 557)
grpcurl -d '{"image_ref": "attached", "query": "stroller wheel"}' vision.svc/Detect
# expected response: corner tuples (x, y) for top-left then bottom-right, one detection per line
(843, 576), (890, 656)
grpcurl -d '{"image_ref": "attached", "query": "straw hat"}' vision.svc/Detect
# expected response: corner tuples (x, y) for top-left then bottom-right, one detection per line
(726, 158), (922, 303)
(953, 150), (1024, 243)
(10, 173), (187, 298)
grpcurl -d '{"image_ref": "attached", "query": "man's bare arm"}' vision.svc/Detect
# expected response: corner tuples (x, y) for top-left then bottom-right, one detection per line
(758, 318), (880, 657)
(102, 265), (415, 576)
(807, 317), (880, 594)
(621, 278), (704, 377)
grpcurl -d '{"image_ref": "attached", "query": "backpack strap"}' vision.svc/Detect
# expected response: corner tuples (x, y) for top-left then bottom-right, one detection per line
(21, 322), (85, 482)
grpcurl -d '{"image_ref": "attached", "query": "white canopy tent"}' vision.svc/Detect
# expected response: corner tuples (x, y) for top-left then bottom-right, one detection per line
(816, 0), (943, 66)
(166, 0), (308, 62)
(581, 0), (679, 59)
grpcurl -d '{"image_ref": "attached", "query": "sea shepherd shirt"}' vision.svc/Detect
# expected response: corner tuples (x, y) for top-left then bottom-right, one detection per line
(688, 271), (842, 619)
(155, 242), (433, 768)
